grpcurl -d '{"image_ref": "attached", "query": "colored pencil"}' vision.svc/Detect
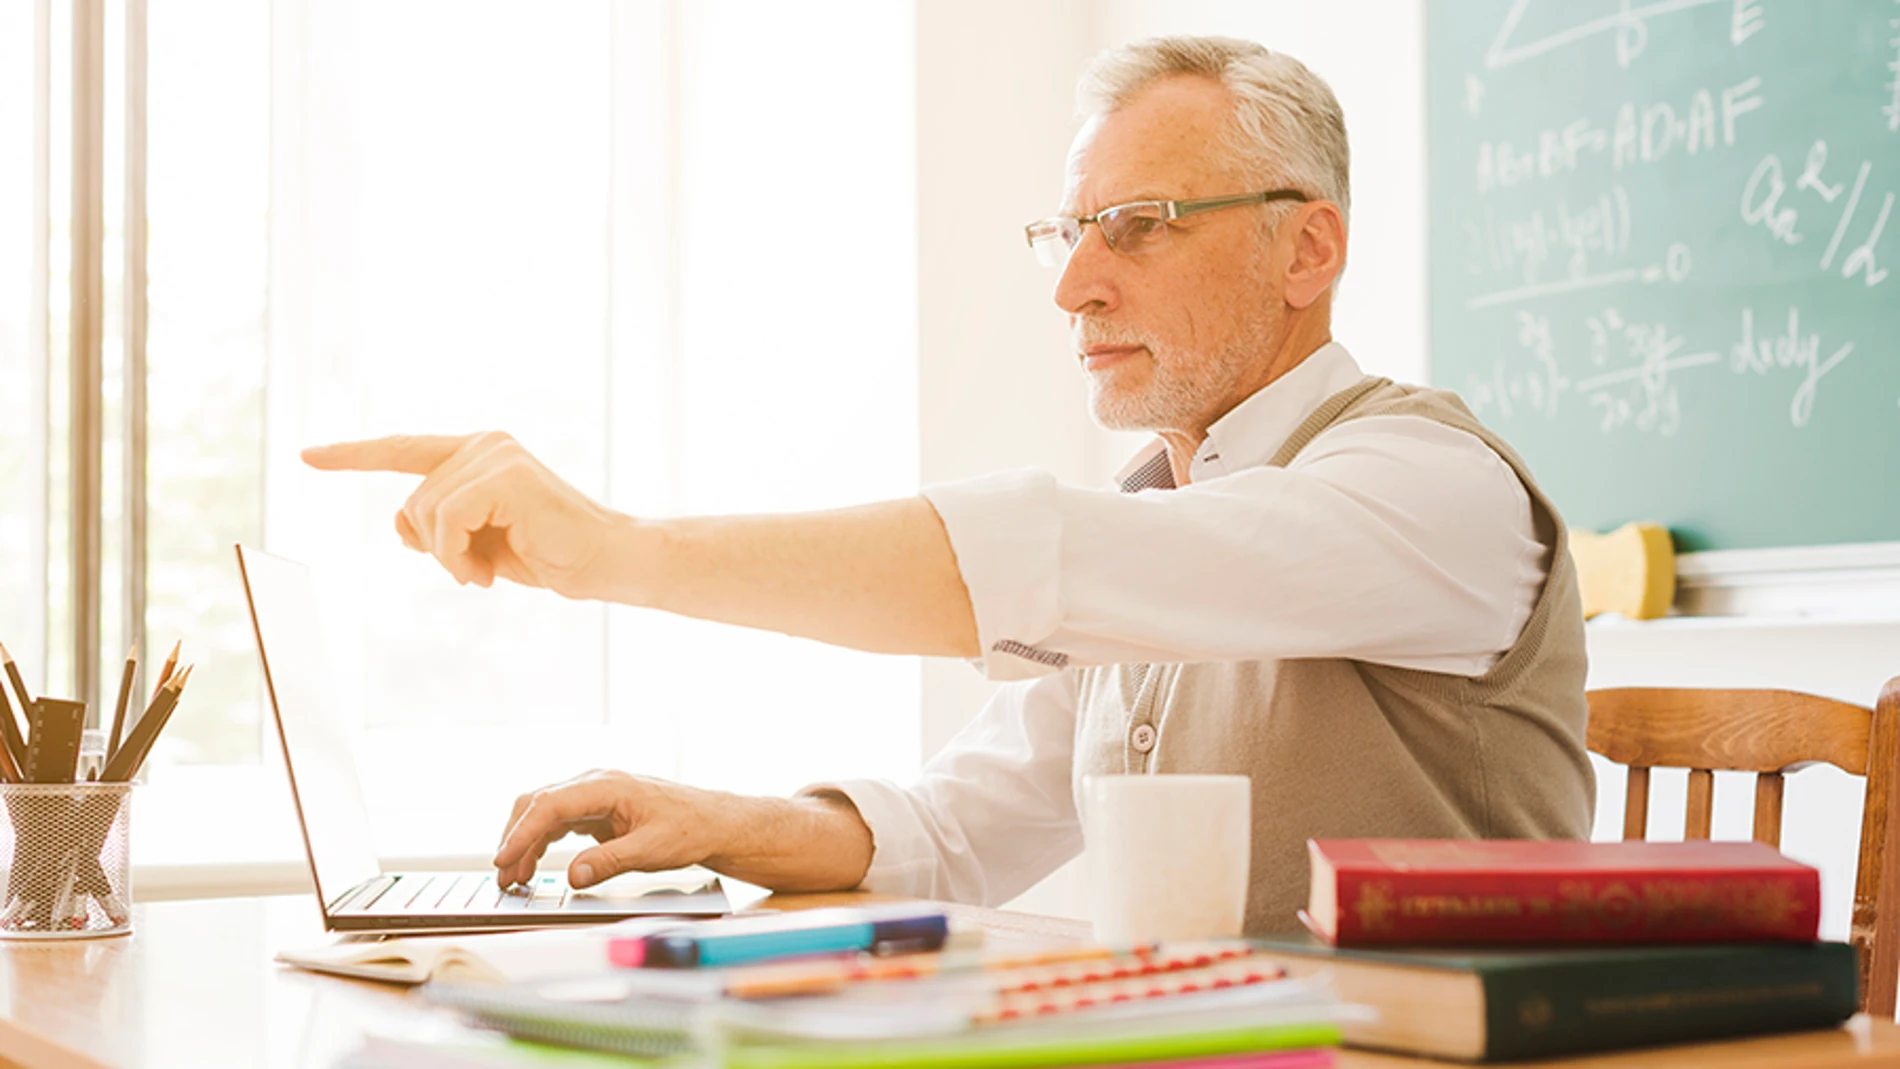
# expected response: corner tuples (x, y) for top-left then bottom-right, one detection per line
(719, 943), (1264, 1001)
(107, 643), (137, 762)
(721, 945), (1123, 999)
(101, 666), (188, 782)
(978, 955), (1285, 1024)
(152, 639), (181, 697)
(0, 680), (21, 782)
(0, 706), (19, 782)
(0, 642), (32, 775)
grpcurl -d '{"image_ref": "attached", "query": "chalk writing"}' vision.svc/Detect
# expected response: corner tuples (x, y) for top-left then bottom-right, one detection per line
(1818, 160), (1894, 287)
(1430, 0), (1899, 545)
(1741, 154), (1802, 245)
(1718, 76), (1765, 146)
(1515, 311), (1569, 416)
(1463, 239), (1690, 311)
(1797, 141), (1844, 202)
(1741, 144), (1894, 287)
(1841, 192), (1893, 286)
(1576, 310), (1720, 437)
(1728, 307), (1855, 428)
(1484, 0), (1732, 71)
(1886, 9), (1900, 132)
(1733, 0), (1766, 47)
(1475, 76), (1761, 193)
(1464, 311), (1572, 422)
(1464, 188), (1633, 284)
(1471, 304), (1860, 435)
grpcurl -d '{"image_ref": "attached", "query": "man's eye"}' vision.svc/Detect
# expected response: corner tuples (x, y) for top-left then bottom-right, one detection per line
(1112, 214), (1166, 245)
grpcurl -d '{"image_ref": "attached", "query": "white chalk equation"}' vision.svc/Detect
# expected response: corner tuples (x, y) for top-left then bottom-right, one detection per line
(1464, 185), (1632, 284)
(1465, 305), (1857, 435)
(1460, 182), (1693, 309)
(1730, 307), (1855, 428)
(1741, 141), (1893, 287)
(1463, 249), (1691, 311)
(1464, 311), (1572, 422)
(1483, 0), (1761, 72)
(1448, 1), (1899, 433)
(1475, 76), (1762, 194)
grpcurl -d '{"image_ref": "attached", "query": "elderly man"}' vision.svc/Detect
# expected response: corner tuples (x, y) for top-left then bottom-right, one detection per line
(304, 36), (1594, 933)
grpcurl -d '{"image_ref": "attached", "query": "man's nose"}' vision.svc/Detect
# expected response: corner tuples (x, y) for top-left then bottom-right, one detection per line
(1053, 224), (1120, 316)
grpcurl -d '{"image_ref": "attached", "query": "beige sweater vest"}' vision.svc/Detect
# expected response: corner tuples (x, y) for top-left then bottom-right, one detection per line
(1073, 376), (1596, 934)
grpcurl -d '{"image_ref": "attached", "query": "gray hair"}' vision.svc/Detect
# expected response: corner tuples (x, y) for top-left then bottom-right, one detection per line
(1077, 36), (1351, 228)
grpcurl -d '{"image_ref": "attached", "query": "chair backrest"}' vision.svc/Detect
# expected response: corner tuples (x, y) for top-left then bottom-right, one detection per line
(1586, 680), (1900, 1019)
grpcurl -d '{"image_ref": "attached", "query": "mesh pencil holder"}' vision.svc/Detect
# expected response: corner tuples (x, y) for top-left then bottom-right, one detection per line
(0, 783), (132, 939)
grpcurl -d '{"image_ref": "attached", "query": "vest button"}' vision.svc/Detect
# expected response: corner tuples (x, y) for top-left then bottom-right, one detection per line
(1130, 723), (1157, 753)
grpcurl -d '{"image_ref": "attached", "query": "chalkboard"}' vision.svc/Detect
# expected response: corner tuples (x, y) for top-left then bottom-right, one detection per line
(1426, 0), (1900, 552)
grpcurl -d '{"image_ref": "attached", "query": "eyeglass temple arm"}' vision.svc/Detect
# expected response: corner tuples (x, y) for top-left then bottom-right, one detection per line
(1172, 190), (1310, 219)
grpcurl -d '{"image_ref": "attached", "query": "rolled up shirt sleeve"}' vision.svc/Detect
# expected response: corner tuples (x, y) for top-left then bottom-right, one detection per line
(921, 415), (1543, 680)
(922, 468), (1070, 680)
(802, 669), (1083, 907)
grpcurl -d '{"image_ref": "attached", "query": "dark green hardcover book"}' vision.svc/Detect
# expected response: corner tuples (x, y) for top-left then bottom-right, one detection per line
(1253, 935), (1858, 1062)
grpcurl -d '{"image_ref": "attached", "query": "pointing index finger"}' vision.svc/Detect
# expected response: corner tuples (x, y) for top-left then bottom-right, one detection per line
(301, 434), (473, 476)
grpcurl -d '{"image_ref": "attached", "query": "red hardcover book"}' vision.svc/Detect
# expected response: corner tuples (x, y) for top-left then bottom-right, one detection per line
(1304, 838), (1820, 947)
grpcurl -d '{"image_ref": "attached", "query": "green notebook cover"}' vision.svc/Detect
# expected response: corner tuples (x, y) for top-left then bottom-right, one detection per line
(431, 979), (1342, 1068)
(1253, 935), (1858, 1062)
(720, 1022), (1342, 1069)
(427, 982), (701, 1059)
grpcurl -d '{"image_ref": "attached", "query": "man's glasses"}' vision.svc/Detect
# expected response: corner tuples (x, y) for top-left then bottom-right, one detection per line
(1024, 189), (1311, 268)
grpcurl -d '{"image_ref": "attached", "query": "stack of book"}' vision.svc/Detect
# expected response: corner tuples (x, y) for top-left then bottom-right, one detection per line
(1256, 838), (1860, 1062)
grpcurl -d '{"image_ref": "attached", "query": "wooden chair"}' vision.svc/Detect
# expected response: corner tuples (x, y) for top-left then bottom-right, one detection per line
(1586, 679), (1900, 1019)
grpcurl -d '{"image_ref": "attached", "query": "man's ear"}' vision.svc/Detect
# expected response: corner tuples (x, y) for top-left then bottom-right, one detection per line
(1281, 202), (1347, 310)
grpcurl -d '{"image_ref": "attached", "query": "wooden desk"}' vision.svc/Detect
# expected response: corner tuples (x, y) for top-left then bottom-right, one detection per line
(1, 894), (1897, 1068)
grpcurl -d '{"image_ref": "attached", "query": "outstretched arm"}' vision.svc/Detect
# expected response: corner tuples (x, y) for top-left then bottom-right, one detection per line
(302, 432), (980, 658)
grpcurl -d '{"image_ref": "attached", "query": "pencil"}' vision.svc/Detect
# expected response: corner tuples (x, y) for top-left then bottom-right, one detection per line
(720, 944), (1122, 999)
(107, 643), (138, 762)
(0, 642), (32, 772)
(0, 704), (18, 783)
(153, 639), (181, 697)
(101, 666), (188, 783)
(0, 678), (21, 780)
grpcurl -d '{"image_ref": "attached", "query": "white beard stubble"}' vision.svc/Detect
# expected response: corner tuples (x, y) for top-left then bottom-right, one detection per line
(1081, 300), (1284, 434)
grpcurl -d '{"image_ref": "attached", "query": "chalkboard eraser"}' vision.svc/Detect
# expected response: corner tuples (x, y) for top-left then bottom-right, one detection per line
(1571, 522), (1676, 621)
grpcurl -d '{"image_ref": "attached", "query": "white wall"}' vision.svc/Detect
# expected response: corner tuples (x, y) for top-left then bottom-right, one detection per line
(914, 0), (1104, 920)
(915, 0), (1900, 940)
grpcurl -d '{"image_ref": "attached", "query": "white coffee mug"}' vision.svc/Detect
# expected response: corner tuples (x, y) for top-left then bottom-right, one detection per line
(1082, 773), (1251, 946)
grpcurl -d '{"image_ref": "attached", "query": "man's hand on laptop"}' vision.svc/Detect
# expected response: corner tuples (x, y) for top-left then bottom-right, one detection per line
(302, 431), (628, 599)
(494, 770), (717, 890)
(493, 769), (876, 894)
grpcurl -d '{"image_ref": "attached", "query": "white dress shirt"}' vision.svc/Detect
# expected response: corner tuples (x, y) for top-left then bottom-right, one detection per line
(813, 342), (1548, 907)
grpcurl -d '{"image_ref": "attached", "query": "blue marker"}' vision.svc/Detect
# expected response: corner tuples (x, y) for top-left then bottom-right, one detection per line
(615, 904), (949, 968)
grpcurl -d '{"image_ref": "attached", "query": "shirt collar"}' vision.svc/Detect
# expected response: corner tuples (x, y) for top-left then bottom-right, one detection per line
(1113, 341), (1366, 491)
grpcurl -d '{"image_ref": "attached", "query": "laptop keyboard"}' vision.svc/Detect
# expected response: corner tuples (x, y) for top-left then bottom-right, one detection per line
(351, 872), (571, 915)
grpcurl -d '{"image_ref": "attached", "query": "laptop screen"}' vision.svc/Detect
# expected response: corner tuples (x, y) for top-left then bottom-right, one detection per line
(236, 544), (382, 912)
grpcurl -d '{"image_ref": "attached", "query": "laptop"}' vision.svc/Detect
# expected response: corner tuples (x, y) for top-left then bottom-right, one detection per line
(236, 543), (731, 932)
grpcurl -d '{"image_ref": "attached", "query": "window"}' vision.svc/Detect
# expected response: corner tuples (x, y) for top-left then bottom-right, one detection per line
(30, 0), (921, 872)
(0, 3), (45, 688)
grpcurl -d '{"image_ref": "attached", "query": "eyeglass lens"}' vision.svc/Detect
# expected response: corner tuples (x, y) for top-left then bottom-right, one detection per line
(1098, 204), (1168, 254)
(1029, 204), (1170, 268)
